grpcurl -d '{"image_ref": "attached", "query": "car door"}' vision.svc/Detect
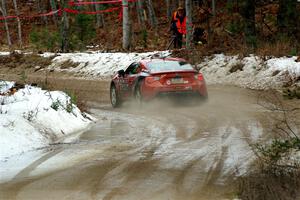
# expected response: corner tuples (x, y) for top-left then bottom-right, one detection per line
(120, 62), (140, 98)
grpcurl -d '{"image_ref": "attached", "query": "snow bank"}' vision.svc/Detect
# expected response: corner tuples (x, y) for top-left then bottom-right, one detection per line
(198, 54), (300, 89)
(0, 81), (93, 161)
(49, 51), (170, 77)
(48, 51), (299, 89)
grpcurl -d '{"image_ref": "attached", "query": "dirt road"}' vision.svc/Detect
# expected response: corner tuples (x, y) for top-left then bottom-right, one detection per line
(0, 76), (295, 200)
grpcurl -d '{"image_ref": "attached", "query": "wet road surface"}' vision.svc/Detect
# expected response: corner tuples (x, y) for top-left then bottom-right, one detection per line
(0, 84), (295, 200)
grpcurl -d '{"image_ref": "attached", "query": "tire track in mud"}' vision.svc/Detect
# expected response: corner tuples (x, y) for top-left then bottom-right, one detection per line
(75, 110), (178, 200)
(0, 108), (177, 200)
(114, 96), (267, 196)
(82, 94), (266, 200)
(0, 148), (64, 200)
(102, 109), (228, 198)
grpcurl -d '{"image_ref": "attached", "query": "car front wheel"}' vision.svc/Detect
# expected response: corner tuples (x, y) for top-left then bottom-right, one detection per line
(110, 84), (122, 108)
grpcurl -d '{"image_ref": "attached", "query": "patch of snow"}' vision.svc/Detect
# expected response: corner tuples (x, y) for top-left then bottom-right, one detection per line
(0, 81), (14, 93)
(0, 81), (94, 161)
(0, 52), (10, 56)
(40, 52), (56, 58)
(221, 126), (253, 176)
(247, 121), (264, 141)
(48, 51), (170, 77)
(199, 54), (300, 89)
(267, 57), (300, 75)
(0, 150), (46, 183)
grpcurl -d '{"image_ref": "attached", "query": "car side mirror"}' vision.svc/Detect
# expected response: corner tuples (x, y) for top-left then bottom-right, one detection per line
(118, 69), (125, 77)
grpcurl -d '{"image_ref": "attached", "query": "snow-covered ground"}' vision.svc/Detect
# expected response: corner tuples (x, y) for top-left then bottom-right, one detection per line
(46, 51), (300, 89)
(0, 81), (94, 161)
(0, 52), (10, 56)
(46, 51), (170, 77)
(198, 54), (300, 89)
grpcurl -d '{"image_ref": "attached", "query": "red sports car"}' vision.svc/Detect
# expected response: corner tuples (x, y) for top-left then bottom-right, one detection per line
(110, 57), (208, 107)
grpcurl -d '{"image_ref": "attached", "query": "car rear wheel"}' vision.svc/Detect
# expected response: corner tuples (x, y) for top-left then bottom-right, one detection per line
(110, 84), (122, 108)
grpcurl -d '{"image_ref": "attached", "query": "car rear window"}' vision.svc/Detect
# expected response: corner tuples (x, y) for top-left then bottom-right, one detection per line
(147, 60), (194, 73)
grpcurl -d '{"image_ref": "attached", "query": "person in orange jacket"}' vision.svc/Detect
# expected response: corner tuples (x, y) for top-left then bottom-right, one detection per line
(170, 6), (187, 48)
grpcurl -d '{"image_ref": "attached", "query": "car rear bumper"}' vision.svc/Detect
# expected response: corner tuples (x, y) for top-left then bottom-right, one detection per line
(141, 80), (208, 101)
(157, 91), (207, 100)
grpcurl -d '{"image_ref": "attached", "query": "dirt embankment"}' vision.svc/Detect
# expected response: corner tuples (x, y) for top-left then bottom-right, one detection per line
(1, 72), (110, 104)
(0, 52), (110, 104)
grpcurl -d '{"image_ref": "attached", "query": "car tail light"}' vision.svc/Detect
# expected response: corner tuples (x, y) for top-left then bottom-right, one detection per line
(194, 73), (204, 81)
(146, 76), (160, 83)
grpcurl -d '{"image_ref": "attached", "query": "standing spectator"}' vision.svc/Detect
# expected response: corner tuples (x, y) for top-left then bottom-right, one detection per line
(170, 6), (187, 49)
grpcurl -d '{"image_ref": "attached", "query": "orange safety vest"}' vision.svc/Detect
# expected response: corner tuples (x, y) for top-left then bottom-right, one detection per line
(172, 11), (187, 35)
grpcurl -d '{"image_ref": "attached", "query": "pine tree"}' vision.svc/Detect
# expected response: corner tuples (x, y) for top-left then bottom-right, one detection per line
(278, 0), (298, 37)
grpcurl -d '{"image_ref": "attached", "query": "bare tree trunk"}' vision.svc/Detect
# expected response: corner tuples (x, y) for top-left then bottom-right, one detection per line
(212, 0), (216, 16)
(49, 0), (58, 25)
(122, 0), (131, 50)
(37, 0), (48, 25)
(241, 0), (256, 48)
(94, 0), (104, 28)
(203, 0), (211, 46)
(0, 0), (12, 47)
(146, 0), (157, 29)
(185, 0), (193, 49)
(60, 0), (69, 52)
(137, 0), (145, 26)
(166, 0), (171, 19)
(12, 0), (23, 47)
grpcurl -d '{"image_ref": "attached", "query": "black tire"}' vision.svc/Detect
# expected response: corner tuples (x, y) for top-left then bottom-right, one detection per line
(110, 84), (122, 108)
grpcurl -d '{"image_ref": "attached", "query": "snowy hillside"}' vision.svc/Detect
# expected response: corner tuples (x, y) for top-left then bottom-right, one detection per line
(198, 54), (300, 89)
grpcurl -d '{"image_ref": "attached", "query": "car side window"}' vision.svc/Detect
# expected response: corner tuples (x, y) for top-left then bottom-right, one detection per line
(125, 63), (139, 75)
